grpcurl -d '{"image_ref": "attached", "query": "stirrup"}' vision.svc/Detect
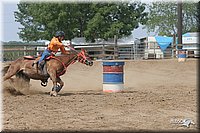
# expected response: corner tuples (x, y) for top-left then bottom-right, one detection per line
(32, 60), (39, 67)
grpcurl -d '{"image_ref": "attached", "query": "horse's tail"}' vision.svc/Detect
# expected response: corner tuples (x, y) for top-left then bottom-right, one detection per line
(2, 62), (12, 76)
(3, 58), (23, 81)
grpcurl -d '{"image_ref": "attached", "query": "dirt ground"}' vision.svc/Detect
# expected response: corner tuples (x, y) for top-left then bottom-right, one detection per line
(1, 59), (199, 132)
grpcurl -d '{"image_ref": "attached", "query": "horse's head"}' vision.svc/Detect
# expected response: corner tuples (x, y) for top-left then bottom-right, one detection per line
(77, 49), (93, 66)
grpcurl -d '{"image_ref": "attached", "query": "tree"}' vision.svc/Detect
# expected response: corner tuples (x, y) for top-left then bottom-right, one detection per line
(144, 2), (199, 36)
(14, 2), (148, 42)
(84, 2), (148, 42)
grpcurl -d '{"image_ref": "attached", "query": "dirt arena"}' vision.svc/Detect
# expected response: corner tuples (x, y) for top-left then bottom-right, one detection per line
(1, 59), (199, 132)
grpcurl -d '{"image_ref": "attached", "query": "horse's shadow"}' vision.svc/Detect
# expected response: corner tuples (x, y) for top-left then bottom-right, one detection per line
(44, 90), (104, 97)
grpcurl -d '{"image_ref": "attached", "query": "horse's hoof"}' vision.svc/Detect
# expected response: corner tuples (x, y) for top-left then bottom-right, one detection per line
(41, 82), (47, 87)
(50, 91), (58, 97)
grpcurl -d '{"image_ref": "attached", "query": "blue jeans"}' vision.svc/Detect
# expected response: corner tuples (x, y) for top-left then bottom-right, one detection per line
(38, 49), (51, 64)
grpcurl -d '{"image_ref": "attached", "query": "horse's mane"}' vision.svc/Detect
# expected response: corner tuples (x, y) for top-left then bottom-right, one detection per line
(57, 51), (77, 57)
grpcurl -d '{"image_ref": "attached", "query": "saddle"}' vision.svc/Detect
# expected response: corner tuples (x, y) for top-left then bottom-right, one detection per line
(29, 54), (58, 77)
(23, 56), (37, 60)
(40, 62), (49, 77)
(30, 56), (50, 76)
(39, 55), (55, 76)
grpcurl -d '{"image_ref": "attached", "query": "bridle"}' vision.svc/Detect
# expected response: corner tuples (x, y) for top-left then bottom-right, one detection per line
(50, 48), (92, 77)
(77, 50), (89, 64)
(65, 44), (92, 65)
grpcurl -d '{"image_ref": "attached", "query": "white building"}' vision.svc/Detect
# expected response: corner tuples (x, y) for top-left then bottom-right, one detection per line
(182, 32), (199, 57)
(139, 32), (199, 59)
(139, 36), (169, 59)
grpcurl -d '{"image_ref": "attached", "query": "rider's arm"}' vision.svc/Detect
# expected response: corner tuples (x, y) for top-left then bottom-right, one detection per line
(60, 45), (70, 55)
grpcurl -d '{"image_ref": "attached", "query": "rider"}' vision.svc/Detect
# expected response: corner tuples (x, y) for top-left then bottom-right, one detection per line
(37, 31), (70, 69)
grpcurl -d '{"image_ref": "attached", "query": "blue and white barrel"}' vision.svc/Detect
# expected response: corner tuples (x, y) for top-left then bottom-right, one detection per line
(102, 61), (125, 92)
(178, 49), (186, 62)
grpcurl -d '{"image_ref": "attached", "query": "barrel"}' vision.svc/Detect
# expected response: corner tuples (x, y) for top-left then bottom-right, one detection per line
(178, 49), (186, 62)
(102, 61), (125, 92)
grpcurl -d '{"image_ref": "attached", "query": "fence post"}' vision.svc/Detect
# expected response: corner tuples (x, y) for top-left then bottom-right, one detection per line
(131, 43), (134, 60)
(114, 35), (118, 60)
(35, 47), (37, 56)
(133, 43), (136, 60)
(102, 44), (105, 60)
(172, 34), (176, 58)
(24, 46), (27, 56)
(154, 42), (156, 59)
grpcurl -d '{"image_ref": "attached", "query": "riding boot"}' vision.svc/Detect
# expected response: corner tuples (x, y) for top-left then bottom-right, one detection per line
(43, 64), (48, 76)
(38, 60), (45, 74)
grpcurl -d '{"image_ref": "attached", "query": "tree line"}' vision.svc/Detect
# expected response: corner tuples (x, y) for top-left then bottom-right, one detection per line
(14, 1), (199, 42)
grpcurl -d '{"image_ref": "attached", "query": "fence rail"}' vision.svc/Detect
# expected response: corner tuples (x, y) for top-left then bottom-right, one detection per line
(2, 42), (199, 61)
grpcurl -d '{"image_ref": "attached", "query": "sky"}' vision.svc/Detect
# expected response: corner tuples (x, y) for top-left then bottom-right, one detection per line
(1, 1), (22, 42)
(0, 0), (157, 42)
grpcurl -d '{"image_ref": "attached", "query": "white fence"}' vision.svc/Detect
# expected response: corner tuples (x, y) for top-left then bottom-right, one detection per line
(2, 42), (199, 61)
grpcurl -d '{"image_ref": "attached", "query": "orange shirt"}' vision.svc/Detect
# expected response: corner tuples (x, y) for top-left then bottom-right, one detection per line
(47, 37), (69, 54)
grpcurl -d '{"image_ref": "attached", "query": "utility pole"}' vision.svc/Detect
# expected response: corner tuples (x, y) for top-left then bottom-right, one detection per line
(177, 1), (186, 62)
(177, 1), (183, 49)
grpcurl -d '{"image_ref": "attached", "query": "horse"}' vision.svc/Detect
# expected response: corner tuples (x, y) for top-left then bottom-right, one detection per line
(3, 49), (93, 96)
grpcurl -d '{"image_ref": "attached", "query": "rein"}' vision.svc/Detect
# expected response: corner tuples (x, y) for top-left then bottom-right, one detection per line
(65, 44), (87, 64)
(48, 54), (78, 77)
(65, 44), (79, 53)
(47, 45), (88, 77)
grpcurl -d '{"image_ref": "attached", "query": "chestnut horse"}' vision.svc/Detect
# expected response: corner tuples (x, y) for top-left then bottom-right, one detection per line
(3, 49), (93, 96)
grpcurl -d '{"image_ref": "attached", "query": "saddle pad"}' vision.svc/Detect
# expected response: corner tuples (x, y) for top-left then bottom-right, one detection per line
(23, 56), (36, 60)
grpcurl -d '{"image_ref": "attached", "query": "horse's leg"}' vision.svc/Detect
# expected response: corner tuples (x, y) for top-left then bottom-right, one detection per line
(2, 63), (11, 76)
(47, 69), (58, 96)
(56, 77), (64, 92)
(3, 64), (20, 81)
